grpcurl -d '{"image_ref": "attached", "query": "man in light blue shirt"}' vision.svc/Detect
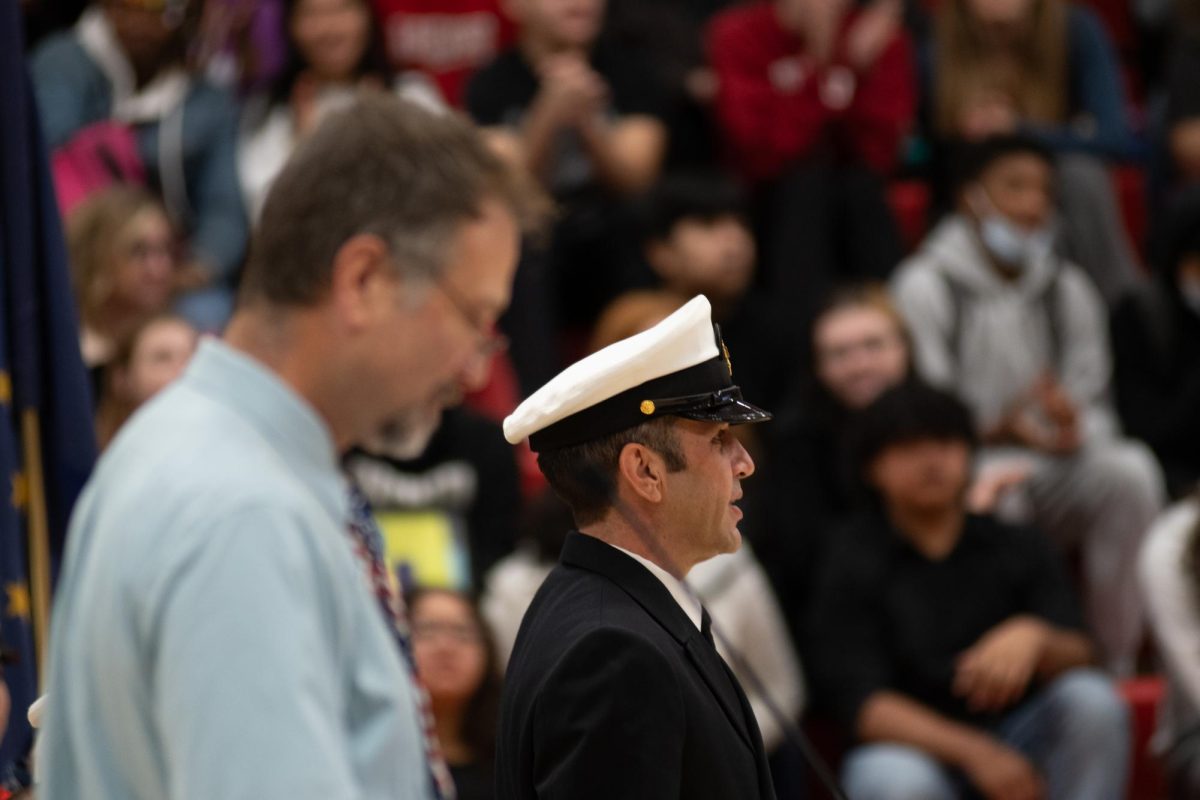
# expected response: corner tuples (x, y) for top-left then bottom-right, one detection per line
(39, 93), (535, 799)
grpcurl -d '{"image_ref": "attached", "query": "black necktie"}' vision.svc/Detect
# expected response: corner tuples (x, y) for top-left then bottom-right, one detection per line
(700, 606), (714, 646)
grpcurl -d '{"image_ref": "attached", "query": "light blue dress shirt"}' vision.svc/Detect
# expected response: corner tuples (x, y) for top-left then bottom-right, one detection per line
(39, 339), (432, 799)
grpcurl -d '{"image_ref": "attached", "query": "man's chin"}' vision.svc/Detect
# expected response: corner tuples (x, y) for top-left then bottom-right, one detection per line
(362, 409), (443, 460)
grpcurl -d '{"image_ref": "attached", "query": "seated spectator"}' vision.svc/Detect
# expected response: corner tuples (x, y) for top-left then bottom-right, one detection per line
(409, 589), (502, 800)
(1166, 0), (1200, 186)
(641, 171), (803, 411)
(482, 487), (573, 669)
(372, 0), (515, 108)
(465, 0), (669, 332)
(808, 381), (1129, 800)
(758, 283), (912, 641)
(66, 186), (177, 372)
(707, 0), (914, 314)
(31, 0), (248, 331)
(1112, 186), (1200, 498)
(762, 282), (1030, 646)
(94, 313), (198, 449)
(928, 0), (1141, 304)
(238, 0), (437, 220)
(1139, 490), (1200, 800)
(892, 133), (1165, 674)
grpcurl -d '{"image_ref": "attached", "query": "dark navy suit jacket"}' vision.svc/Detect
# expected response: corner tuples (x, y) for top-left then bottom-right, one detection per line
(496, 531), (777, 799)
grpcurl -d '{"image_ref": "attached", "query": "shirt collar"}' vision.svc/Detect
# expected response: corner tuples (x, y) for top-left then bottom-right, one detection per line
(609, 543), (703, 631)
(182, 338), (347, 522)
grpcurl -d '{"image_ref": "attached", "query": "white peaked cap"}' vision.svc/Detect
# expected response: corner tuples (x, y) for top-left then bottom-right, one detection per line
(503, 296), (770, 451)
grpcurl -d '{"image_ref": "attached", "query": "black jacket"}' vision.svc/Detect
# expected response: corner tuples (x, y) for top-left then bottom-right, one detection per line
(496, 531), (776, 800)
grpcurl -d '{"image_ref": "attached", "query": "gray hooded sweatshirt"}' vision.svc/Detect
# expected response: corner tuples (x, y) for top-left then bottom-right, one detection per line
(891, 214), (1118, 439)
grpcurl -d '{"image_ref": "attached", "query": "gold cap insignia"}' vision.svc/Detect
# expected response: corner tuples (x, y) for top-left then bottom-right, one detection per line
(639, 400), (656, 415)
(721, 341), (733, 377)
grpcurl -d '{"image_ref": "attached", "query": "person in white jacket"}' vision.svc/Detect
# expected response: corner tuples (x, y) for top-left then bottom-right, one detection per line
(891, 133), (1164, 676)
(1140, 493), (1200, 799)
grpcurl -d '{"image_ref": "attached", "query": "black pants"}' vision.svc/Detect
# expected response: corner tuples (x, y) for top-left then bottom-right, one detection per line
(758, 160), (903, 319)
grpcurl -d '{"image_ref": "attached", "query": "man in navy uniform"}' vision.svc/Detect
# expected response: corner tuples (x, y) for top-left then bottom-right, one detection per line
(497, 295), (777, 799)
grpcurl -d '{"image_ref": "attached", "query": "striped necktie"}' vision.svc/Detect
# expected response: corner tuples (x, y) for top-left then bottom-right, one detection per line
(345, 480), (457, 800)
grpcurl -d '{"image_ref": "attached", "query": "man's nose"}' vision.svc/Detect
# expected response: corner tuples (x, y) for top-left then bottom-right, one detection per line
(732, 437), (755, 479)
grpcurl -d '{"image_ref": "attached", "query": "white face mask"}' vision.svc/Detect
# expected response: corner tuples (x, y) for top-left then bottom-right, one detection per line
(970, 190), (1056, 269)
(1179, 278), (1200, 316)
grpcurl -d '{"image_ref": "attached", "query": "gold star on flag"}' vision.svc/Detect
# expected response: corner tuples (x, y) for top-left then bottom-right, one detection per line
(5, 582), (30, 622)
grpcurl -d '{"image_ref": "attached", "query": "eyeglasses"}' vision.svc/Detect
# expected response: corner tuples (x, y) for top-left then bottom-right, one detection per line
(433, 279), (509, 359)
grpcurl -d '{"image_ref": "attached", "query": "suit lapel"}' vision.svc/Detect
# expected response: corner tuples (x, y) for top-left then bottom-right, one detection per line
(560, 533), (757, 751)
(683, 637), (756, 750)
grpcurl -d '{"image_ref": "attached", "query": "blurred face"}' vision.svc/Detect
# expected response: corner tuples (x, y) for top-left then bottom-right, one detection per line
(510, 0), (604, 49)
(103, 0), (186, 69)
(411, 592), (489, 707)
(868, 438), (972, 515)
(362, 198), (519, 451)
(111, 207), (175, 315)
(647, 216), (755, 303)
(126, 318), (198, 403)
(970, 153), (1054, 232)
(290, 0), (372, 81)
(662, 420), (756, 571)
(814, 305), (909, 410)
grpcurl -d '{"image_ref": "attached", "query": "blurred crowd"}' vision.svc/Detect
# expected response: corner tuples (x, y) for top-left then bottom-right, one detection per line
(19, 0), (1200, 797)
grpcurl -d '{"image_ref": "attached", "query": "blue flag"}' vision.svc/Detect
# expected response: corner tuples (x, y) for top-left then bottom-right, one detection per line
(0, 0), (98, 770)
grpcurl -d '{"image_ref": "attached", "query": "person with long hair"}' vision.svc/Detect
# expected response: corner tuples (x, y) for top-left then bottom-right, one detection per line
(761, 281), (1030, 658)
(409, 589), (502, 800)
(237, 0), (439, 219)
(237, 0), (387, 217)
(31, 0), (249, 331)
(928, 0), (1141, 304)
(94, 313), (198, 449)
(66, 185), (178, 371)
(1140, 488), (1200, 799)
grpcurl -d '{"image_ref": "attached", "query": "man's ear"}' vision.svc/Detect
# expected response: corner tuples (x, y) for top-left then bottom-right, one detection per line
(616, 441), (666, 505)
(328, 233), (394, 332)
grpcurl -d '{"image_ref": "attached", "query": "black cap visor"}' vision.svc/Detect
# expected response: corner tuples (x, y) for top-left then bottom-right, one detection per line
(653, 385), (772, 425)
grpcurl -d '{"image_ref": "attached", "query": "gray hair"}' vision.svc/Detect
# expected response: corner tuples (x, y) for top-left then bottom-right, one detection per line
(240, 90), (544, 307)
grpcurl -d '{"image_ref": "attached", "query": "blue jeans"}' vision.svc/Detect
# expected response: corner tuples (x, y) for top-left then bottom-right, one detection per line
(841, 669), (1130, 800)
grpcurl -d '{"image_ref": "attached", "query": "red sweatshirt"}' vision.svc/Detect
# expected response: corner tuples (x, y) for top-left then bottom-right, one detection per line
(373, 0), (516, 107)
(707, 1), (916, 182)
